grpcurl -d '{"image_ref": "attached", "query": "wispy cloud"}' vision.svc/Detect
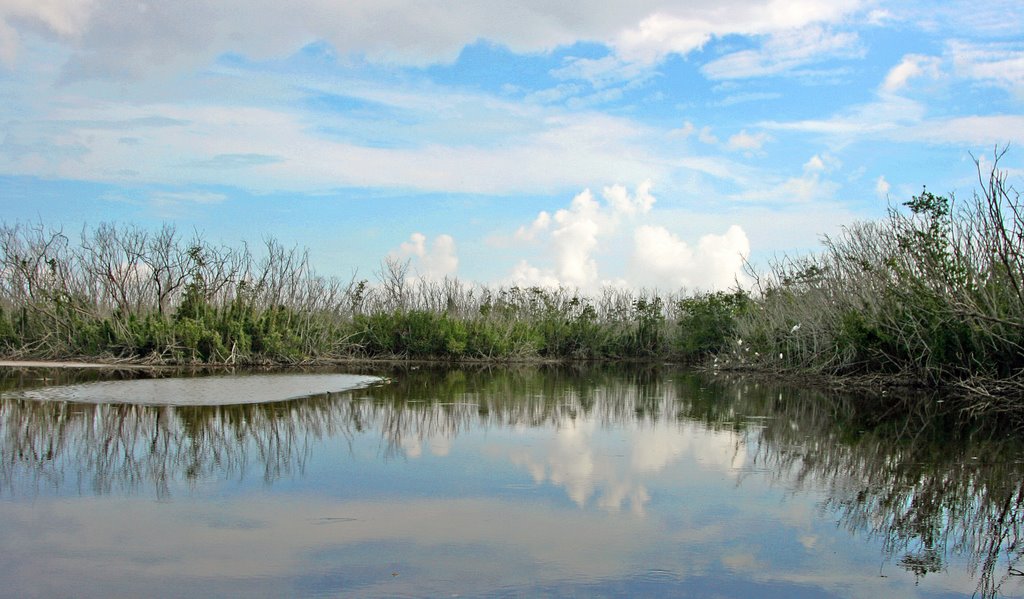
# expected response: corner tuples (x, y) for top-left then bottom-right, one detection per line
(186, 153), (284, 169)
(881, 54), (942, 92)
(948, 40), (1024, 98)
(899, 115), (1024, 145)
(759, 94), (927, 138)
(701, 26), (863, 80)
(712, 91), (783, 107)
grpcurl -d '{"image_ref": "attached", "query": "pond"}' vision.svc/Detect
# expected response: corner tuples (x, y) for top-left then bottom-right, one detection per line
(0, 364), (1021, 598)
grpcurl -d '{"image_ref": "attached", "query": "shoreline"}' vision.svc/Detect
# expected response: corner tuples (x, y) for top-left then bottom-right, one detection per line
(0, 359), (170, 370)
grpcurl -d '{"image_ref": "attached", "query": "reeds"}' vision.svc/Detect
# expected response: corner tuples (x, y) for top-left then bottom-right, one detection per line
(734, 149), (1024, 402)
(0, 222), (743, 364)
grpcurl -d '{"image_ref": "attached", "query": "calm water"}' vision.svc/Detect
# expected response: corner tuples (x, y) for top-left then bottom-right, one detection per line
(0, 365), (1021, 598)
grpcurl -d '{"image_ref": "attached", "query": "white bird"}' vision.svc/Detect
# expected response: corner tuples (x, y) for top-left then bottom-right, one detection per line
(790, 323), (801, 333)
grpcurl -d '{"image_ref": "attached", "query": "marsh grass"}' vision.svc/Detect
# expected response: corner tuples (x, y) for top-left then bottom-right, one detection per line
(732, 149), (1024, 407)
(0, 222), (745, 364)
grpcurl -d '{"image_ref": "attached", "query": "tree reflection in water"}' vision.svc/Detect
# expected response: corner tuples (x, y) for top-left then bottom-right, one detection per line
(1, 364), (1021, 597)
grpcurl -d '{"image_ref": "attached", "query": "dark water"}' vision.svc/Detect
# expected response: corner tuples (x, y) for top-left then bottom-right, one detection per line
(1, 365), (1021, 598)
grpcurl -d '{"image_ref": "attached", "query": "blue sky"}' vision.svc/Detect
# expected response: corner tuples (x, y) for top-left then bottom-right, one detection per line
(1, 0), (1023, 291)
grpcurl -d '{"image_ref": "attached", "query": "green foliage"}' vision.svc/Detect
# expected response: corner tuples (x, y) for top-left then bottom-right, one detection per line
(834, 309), (897, 372)
(0, 307), (16, 348)
(676, 291), (750, 357)
(733, 154), (1024, 394)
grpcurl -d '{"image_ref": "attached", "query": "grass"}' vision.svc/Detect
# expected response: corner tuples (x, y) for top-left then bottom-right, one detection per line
(729, 149), (1024, 410)
(0, 221), (746, 364)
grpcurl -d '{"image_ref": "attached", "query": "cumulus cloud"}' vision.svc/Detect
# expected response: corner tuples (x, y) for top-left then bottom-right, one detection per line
(604, 180), (655, 216)
(514, 211), (551, 242)
(630, 224), (750, 290)
(510, 182), (655, 289)
(509, 181), (749, 291)
(391, 232), (459, 280)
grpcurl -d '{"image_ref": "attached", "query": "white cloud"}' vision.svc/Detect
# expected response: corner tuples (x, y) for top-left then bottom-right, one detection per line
(514, 211), (552, 242)
(508, 260), (562, 288)
(803, 152), (839, 173)
(759, 94), (927, 138)
(630, 224), (750, 290)
(0, 0), (93, 65)
(948, 40), (1024, 98)
(875, 175), (890, 198)
(865, 8), (893, 25)
(509, 182), (656, 289)
(613, 1), (863, 65)
(698, 126), (719, 145)
(145, 190), (225, 217)
(899, 115), (1024, 146)
(727, 129), (771, 151)
(881, 54), (942, 92)
(736, 173), (839, 205)
(507, 181), (750, 291)
(604, 180), (655, 216)
(392, 232), (459, 280)
(701, 25), (862, 80)
(803, 154), (825, 172)
(150, 191), (226, 205)
(0, 0), (868, 80)
(0, 20), (17, 67)
(0, 97), (674, 195)
(550, 189), (603, 287)
(551, 54), (652, 89)
(670, 121), (696, 138)
(712, 91), (783, 107)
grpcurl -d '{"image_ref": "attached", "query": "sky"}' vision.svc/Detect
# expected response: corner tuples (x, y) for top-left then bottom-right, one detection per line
(1, 0), (1023, 291)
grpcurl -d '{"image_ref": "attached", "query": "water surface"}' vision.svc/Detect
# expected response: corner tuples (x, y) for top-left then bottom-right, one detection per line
(0, 365), (1020, 598)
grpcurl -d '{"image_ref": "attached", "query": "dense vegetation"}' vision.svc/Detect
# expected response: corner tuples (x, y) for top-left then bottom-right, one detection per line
(0, 221), (745, 364)
(731, 151), (1024, 404)
(1, 152), (1022, 403)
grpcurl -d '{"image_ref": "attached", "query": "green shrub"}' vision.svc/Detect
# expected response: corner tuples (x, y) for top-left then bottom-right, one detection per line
(676, 291), (749, 358)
